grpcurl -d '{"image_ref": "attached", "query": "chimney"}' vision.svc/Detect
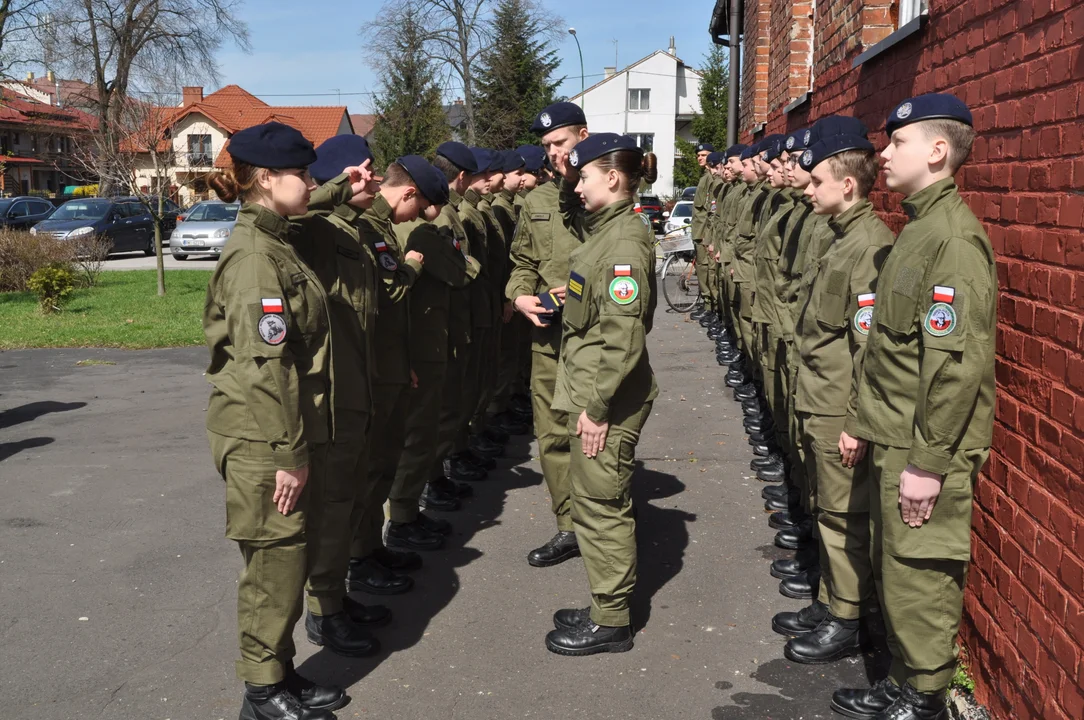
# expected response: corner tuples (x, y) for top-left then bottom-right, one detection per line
(46, 70), (54, 83)
(604, 66), (616, 78)
(668, 36), (676, 55)
(455, 98), (464, 105)
(26, 71), (34, 82)
(182, 86), (203, 107)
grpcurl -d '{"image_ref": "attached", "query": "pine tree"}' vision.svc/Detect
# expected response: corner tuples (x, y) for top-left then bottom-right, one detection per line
(472, 0), (562, 148)
(370, 6), (450, 169)
(691, 44), (729, 150)
(673, 138), (702, 193)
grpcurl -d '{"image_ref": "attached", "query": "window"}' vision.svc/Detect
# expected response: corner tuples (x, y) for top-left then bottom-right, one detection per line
(628, 89), (651, 111)
(631, 133), (654, 152)
(32, 200), (52, 215)
(898, 0), (927, 25)
(8, 202), (29, 218)
(187, 134), (213, 165)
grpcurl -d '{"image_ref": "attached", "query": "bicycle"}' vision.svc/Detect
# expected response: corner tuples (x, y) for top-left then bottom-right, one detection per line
(657, 229), (701, 313)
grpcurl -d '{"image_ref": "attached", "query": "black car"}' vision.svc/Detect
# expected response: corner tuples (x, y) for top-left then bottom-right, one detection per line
(30, 197), (179, 256)
(636, 194), (665, 233)
(0, 196), (55, 229)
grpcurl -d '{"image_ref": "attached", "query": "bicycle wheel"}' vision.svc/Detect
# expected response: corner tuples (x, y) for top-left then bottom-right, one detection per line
(661, 253), (701, 313)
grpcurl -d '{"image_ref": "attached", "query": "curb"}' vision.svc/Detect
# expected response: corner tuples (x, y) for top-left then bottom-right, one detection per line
(948, 688), (991, 720)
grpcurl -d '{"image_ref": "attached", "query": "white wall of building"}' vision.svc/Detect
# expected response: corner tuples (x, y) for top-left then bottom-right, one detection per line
(574, 50), (701, 197)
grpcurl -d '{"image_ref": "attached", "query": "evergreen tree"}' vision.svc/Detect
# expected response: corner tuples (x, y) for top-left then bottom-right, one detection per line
(370, 6), (450, 169)
(673, 138), (702, 193)
(472, 0), (563, 148)
(691, 44), (729, 149)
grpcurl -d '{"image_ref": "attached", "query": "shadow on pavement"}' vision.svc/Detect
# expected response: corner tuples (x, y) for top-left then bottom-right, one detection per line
(0, 436), (55, 462)
(0, 401), (87, 430)
(631, 463), (695, 632)
(297, 431), (543, 694)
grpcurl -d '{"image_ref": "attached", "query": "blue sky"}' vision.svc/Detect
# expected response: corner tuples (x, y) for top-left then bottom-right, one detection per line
(216, 0), (725, 115)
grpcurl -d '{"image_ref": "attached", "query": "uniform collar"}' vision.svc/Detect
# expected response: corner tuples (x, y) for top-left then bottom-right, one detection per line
(464, 187), (482, 207)
(333, 201), (363, 224)
(448, 188), (463, 209)
(243, 203), (291, 240)
(584, 198), (634, 234)
(369, 193), (393, 223)
(902, 177), (957, 221)
(828, 199), (873, 237)
(500, 189), (515, 202)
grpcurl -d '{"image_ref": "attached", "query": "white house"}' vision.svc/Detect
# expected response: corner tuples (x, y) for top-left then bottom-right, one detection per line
(569, 38), (702, 197)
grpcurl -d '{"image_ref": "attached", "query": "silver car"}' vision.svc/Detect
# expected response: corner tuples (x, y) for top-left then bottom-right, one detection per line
(169, 200), (240, 260)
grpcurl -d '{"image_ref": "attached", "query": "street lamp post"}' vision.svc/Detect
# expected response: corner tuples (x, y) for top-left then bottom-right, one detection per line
(569, 27), (584, 112)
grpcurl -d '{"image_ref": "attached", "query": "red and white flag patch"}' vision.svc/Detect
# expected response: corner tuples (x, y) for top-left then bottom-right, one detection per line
(374, 240), (388, 252)
(613, 264), (632, 277)
(262, 298), (284, 313)
(857, 293), (876, 307)
(932, 286), (955, 304)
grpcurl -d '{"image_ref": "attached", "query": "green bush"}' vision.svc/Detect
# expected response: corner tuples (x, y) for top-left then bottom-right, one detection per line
(0, 229), (77, 292)
(27, 263), (76, 313)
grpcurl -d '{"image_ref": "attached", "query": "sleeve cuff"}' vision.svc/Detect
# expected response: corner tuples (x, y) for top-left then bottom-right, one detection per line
(585, 398), (609, 425)
(906, 446), (952, 476)
(271, 444), (310, 471)
(403, 257), (423, 277)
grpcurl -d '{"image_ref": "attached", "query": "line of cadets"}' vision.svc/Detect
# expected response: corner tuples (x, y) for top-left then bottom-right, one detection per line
(688, 93), (995, 720)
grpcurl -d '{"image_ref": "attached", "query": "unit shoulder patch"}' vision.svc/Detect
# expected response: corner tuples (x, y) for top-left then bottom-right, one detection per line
(258, 313), (288, 345)
(379, 253), (398, 271)
(924, 302), (957, 337)
(608, 276), (639, 305)
(854, 306), (874, 335)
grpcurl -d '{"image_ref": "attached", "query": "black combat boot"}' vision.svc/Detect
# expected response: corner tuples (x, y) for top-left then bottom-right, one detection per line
(779, 565), (821, 600)
(872, 685), (947, 720)
(240, 682), (336, 720)
(545, 621), (634, 656)
(385, 519), (444, 551)
(552, 606), (592, 630)
(284, 664), (347, 712)
(771, 599), (828, 636)
(527, 531), (580, 567)
(784, 614), (862, 663)
(830, 678), (903, 718)
(305, 612), (379, 657)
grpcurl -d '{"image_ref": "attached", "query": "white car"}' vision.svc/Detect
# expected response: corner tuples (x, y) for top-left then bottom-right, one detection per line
(664, 200), (694, 234)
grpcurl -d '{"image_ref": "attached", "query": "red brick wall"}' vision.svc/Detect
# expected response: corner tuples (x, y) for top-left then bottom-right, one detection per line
(738, 1), (1084, 718)
(741, 0), (772, 130)
(768, 0), (816, 112)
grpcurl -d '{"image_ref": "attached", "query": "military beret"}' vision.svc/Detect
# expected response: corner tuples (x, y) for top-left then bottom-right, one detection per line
(886, 93), (973, 136)
(516, 144), (546, 172)
(396, 154), (449, 205)
(761, 134), (787, 161)
(784, 129), (810, 153)
(469, 147), (495, 174)
(227, 121), (316, 169)
(501, 149), (525, 173)
(436, 141), (478, 174)
(309, 135), (373, 184)
(809, 116), (868, 145)
(696, 142), (715, 153)
(568, 133), (641, 169)
(531, 101), (587, 134)
(798, 133), (875, 172)
(739, 144), (759, 161)
(725, 144), (748, 159)
(706, 151), (725, 166)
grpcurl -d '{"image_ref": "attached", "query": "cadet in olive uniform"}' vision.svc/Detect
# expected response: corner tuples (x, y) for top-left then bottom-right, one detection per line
(203, 122), (342, 720)
(544, 133), (659, 656)
(835, 95), (994, 720)
(713, 145), (749, 370)
(289, 137), (392, 658)
(506, 102), (590, 568)
(780, 134), (894, 667)
(689, 142), (716, 321)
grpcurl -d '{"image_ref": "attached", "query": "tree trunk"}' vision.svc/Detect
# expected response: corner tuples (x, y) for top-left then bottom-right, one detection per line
(455, 6), (477, 144)
(154, 155), (166, 297)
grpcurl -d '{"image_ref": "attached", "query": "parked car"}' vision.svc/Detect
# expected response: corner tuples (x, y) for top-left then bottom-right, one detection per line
(681, 186), (697, 200)
(0, 196), (55, 229)
(663, 200), (694, 235)
(170, 200), (240, 260)
(635, 194), (665, 233)
(30, 197), (162, 255)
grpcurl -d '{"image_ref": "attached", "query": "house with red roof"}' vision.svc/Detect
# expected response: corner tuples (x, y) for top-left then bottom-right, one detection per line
(129, 85), (354, 205)
(0, 88), (97, 196)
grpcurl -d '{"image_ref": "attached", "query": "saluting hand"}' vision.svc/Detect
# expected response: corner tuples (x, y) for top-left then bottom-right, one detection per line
(898, 464), (943, 528)
(576, 411), (609, 459)
(344, 159), (374, 195)
(406, 250), (424, 265)
(838, 431), (867, 468)
(273, 465), (309, 515)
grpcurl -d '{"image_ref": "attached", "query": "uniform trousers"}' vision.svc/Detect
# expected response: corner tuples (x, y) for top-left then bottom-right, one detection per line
(870, 443), (987, 693)
(694, 242), (712, 313)
(435, 344), (470, 462)
(566, 400), (653, 627)
(351, 382), (409, 560)
(306, 409), (370, 616)
(209, 433), (328, 685)
(388, 360), (447, 523)
(530, 350), (572, 532)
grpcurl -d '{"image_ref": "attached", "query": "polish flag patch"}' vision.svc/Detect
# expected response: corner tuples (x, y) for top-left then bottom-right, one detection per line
(374, 240), (388, 251)
(262, 298), (284, 313)
(613, 264), (632, 277)
(857, 293), (876, 307)
(933, 286), (955, 304)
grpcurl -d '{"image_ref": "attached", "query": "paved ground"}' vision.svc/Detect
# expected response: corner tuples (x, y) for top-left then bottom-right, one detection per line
(99, 250), (219, 271)
(0, 303), (885, 720)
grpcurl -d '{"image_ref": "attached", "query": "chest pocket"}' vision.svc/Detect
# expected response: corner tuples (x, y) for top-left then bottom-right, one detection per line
(331, 241), (364, 310)
(286, 269), (325, 342)
(876, 256), (927, 335)
(563, 268), (590, 330)
(815, 266), (850, 330)
(531, 212), (552, 261)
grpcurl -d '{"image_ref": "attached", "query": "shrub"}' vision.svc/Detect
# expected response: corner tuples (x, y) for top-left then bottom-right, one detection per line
(0, 229), (77, 292)
(27, 263), (76, 313)
(68, 234), (111, 288)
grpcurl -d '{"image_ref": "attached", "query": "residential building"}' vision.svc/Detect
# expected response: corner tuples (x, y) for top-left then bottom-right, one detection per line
(350, 114), (377, 140)
(129, 85), (353, 205)
(0, 88), (96, 196)
(568, 38), (703, 197)
(712, 2), (1083, 719)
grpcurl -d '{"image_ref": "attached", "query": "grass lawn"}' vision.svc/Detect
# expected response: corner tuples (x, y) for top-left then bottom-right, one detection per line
(0, 270), (212, 349)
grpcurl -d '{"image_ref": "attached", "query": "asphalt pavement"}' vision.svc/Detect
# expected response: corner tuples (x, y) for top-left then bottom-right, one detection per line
(0, 302), (883, 720)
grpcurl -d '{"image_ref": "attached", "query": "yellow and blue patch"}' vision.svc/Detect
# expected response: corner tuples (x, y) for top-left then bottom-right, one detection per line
(568, 271), (585, 301)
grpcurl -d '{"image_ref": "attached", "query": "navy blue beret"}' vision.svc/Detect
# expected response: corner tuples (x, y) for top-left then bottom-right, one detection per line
(516, 145), (546, 172)
(531, 101), (587, 134)
(706, 151), (725, 166)
(396, 155), (449, 205)
(798, 133), (875, 172)
(501, 149), (525, 173)
(886, 93), (973, 136)
(696, 142), (715, 153)
(809, 116), (868, 145)
(436, 141), (478, 174)
(784, 129), (810, 153)
(470, 147), (495, 174)
(568, 133), (641, 169)
(761, 134), (787, 161)
(228, 121), (316, 169)
(310, 135), (373, 184)
(724, 144), (748, 159)
(739, 144), (758, 161)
